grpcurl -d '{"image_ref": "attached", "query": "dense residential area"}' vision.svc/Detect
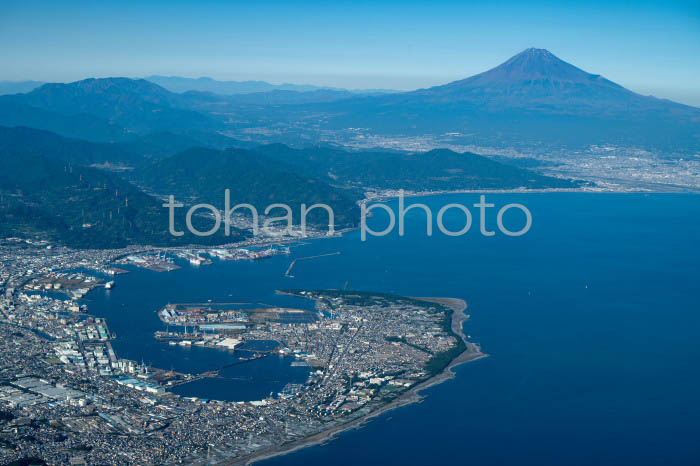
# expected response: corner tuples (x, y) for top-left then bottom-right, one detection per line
(0, 239), (481, 465)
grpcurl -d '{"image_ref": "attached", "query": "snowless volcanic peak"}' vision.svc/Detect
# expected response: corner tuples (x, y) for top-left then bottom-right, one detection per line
(481, 48), (596, 82)
(408, 47), (651, 108)
(439, 47), (623, 91)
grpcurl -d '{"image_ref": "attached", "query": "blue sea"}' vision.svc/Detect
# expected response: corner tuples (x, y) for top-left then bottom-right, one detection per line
(83, 193), (700, 465)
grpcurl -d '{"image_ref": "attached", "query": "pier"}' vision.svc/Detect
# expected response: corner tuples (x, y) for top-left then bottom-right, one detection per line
(285, 252), (341, 277)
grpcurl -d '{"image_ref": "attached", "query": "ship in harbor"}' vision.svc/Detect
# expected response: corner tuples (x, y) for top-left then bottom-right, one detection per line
(154, 330), (203, 342)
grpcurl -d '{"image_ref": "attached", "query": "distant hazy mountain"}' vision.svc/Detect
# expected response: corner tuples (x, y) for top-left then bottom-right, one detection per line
(314, 48), (700, 149)
(145, 75), (396, 95)
(0, 99), (128, 142)
(0, 78), (222, 136)
(0, 80), (45, 95)
(2, 50), (696, 155)
(221, 89), (356, 105)
(407, 48), (696, 116)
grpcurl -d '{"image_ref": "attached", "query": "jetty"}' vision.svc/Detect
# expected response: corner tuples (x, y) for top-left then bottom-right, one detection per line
(285, 251), (341, 277)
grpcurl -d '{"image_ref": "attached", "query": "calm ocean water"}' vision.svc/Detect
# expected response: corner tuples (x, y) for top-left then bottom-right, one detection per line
(83, 193), (700, 465)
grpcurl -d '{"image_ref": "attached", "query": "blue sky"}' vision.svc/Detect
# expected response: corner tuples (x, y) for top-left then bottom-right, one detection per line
(2, 0), (699, 105)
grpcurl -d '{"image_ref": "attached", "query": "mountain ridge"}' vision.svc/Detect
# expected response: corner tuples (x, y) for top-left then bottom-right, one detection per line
(145, 75), (397, 95)
(134, 146), (361, 228)
(0, 78), (222, 135)
(0, 144), (244, 248)
(0, 49), (696, 151)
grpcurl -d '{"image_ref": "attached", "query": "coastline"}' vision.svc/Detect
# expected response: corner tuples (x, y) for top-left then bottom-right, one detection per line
(223, 296), (487, 466)
(358, 186), (661, 206)
(109, 188), (697, 260)
(76, 210), (491, 466)
(358, 179), (700, 206)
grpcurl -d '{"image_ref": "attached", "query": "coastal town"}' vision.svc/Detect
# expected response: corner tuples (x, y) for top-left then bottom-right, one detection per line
(0, 238), (483, 466)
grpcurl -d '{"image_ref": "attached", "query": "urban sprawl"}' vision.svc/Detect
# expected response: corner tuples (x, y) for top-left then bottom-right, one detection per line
(0, 238), (480, 465)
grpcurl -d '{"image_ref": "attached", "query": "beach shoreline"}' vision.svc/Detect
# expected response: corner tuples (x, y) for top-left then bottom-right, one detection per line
(221, 296), (487, 466)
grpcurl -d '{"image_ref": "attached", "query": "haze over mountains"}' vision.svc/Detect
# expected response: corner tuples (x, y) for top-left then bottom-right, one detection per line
(0, 80), (46, 96)
(144, 75), (397, 96)
(410, 48), (690, 114)
(1, 48), (697, 150)
(314, 48), (700, 148)
(0, 76), (396, 98)
(0, 47), (697, 246)
(0, 78), (221, 135)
